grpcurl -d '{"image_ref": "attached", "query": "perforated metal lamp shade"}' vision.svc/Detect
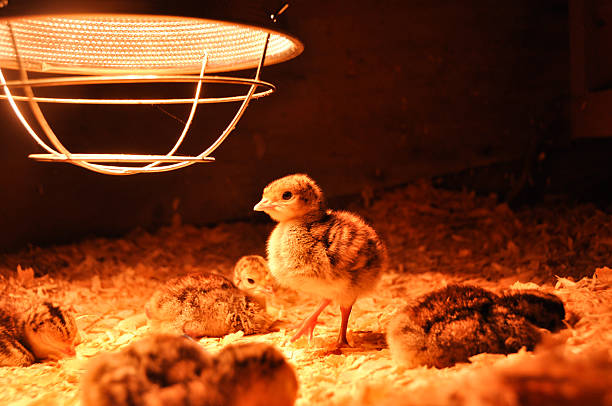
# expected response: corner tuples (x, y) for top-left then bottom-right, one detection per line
(0, 0), (303, 74)
(0, 0), (303, 174)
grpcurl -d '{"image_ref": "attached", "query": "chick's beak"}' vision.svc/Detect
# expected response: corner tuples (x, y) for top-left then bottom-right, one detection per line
(253, 285), (275, 298)
(254, 198), (275, 211)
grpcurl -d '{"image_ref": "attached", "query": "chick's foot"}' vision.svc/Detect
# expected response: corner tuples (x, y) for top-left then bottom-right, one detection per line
(290, 299), (331, 343)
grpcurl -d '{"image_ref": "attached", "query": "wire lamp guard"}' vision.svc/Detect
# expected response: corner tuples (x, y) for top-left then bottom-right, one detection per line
(0, 1), (302, 174)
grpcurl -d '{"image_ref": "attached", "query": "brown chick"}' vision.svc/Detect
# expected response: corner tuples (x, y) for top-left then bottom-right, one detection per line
(145, 272), (272, 338)
(386, 284), (566, 368)
(233, 255), (275, 309)
(498, 289), (566, 332)
(81, 334), (214, 406)
(254, 173), (387, 347)
(0, 301), (79, 367)
(82, 335), (298, 406)
(206, 342), (298, 406)
(149, 343), (298, 406)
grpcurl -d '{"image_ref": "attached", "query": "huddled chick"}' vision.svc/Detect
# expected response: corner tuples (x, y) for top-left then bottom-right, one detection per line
(233, 255), (275, 309)
(81, 335), (298, 406)
(205, 342), (298, 406)
(386, 284), (566, 368)
(81, 334), (214, 406)
(145, 272), (272, 338)
(254, 173), (387, 347)
(498, 289), (566, 332)
(0, 301), (80, 367)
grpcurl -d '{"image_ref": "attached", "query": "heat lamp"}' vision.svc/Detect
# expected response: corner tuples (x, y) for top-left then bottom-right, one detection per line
(0, 0), (303, 175)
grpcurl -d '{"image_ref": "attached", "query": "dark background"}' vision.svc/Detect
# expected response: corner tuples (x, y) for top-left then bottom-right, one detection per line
(1, 0), (611, 253)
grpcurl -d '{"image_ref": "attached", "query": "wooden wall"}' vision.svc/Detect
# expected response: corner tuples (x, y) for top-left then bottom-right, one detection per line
(570, 0), (612, 138)
(0, 0), (570, 252)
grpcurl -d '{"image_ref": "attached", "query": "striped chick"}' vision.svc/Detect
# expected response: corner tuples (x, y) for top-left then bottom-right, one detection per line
(254, 173), (387, 348)
(145, 272), (272, 338)
(0, 301), (79, 366)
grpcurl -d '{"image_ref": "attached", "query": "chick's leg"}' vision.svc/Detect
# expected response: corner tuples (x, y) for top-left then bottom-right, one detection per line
(337, 302), (355, 348)
(290, 299), (331, 343)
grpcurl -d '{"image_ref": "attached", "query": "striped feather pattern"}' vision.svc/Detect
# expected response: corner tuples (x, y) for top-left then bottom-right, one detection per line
(145, 273), (272, 337)
(0, 301), (78, 366)
(257, 174), (387, 306)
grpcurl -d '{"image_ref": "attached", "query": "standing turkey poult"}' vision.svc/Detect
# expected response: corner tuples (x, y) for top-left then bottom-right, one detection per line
(254, 174), (387, 347)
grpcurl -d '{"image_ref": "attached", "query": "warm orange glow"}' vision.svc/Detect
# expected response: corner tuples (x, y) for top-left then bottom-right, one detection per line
(0, 15), (302, 74)
(0, 12), (302, 175)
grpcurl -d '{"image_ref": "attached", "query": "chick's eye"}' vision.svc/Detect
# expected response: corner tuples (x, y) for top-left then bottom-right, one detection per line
(282, 191), (293, 200)
(247, 278), (255, 285)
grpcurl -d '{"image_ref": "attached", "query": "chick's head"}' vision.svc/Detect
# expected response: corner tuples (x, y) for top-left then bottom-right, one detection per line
(24, 302), (80, 361)
(233, 255), (274, 300)
(501, 290), (566, 332)
(254, 174), (325, 222)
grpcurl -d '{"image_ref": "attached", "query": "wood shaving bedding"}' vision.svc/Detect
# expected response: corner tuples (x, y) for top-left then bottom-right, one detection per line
(0, 181), (611, 405)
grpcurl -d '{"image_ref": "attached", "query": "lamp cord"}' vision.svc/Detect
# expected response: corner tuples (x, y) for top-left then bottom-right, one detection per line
(150, 104), (187, 126)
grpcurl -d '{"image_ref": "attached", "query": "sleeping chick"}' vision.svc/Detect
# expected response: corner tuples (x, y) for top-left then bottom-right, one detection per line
(0, 301), (79, 367)
(498, 289), (566, 332)
(386, 284), (566, 368)
(145, 272), (272, 338)
(254, 173), (387, 348)
(81, 334), (214, 406)
(233, 255), (275, 309)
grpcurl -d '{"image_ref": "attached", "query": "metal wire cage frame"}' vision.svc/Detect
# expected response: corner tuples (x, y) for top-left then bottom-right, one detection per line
(0, 3), (302, 175)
